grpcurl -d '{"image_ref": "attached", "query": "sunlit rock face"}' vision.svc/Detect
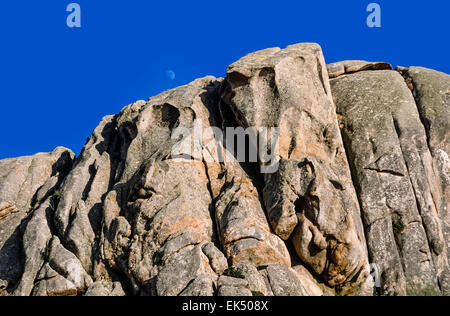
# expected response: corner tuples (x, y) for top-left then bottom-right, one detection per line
(331, 66), (450, 296)
(0, 43), (449, 296)
(221, 44), (370, 293)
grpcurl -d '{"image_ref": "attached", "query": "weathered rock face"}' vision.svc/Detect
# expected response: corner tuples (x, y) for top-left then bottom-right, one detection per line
(331, 67), (450, 296)
(327, 60), (392, 78)
(400, 67), (450, 265)
(0, 43), (448, 296)
(221, 44), (370, 292)
(216, 263), (315, 297)
(95, 77), (291, 296)
(0, 147), (74, 295)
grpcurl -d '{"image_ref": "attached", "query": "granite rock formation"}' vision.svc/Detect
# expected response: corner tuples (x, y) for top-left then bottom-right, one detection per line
(0, 43), (448, 296)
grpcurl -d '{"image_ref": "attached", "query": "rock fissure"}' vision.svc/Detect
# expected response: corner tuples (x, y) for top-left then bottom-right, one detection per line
(1, 44), (449, 296)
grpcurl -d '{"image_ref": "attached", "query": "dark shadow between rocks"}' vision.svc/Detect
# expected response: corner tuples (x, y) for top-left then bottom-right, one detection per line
(0, 225), (24, 293)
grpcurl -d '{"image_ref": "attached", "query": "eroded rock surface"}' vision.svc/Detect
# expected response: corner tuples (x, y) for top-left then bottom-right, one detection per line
(94, 76), (291, 296)
(327, 60), (392, 78)
(0, 43), (448, 296)
(0, 147), (74, 294)
(331, 69), (450, 296)
(400, 67), (450, 265)
(221, 44), (370, 292)
(217, 264), (316, 297)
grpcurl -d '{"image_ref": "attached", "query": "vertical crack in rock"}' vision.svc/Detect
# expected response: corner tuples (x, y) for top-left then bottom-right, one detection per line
(397, 66), (450, 293)
(95, 76), (290, 296)
(331, 67), (449, 296)
(221, 44), (371, 294)
(98, 79), (220, 295)
(0, 44), (449, 297)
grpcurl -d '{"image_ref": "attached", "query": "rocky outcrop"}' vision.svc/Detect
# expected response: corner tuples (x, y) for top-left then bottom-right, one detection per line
(0, 147), (74, 295)
(221, 44), (370, 293)
(327, 60), (392, 78)
(94, 77), (291, 296)
(216, 264), (313, 297)
(399, 67), (450, 265)
(0, 43), (448, 296)
(331, 67), (449, 296)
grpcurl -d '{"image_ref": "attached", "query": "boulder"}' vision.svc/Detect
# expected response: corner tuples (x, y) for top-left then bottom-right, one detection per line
(222, 43), (370, 291)
(0, 43), (449, 297)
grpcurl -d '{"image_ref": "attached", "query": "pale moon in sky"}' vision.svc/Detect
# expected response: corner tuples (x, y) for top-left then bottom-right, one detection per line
(166, 70), (176, 80)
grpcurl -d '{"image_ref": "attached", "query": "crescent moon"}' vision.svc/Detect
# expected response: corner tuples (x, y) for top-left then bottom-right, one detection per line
(166, 70), (176, 80)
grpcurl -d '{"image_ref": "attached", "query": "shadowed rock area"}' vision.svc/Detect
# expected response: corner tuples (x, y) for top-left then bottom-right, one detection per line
(0, 43), (448, 296)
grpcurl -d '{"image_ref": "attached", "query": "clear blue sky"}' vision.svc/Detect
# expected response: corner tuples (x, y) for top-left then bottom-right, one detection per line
(0, 0), (448, 159)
